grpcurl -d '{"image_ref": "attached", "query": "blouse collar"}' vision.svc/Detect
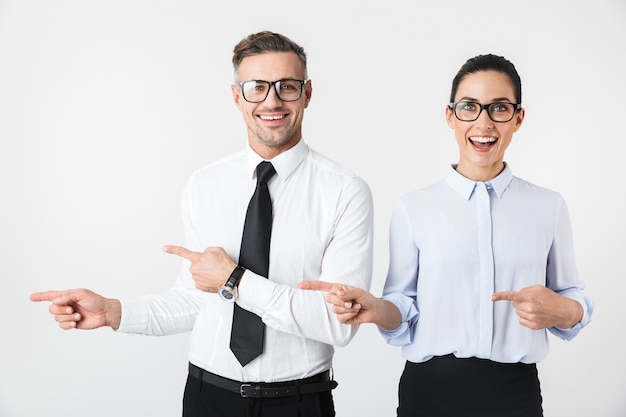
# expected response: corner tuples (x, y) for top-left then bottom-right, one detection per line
(446, 162), (513, 200)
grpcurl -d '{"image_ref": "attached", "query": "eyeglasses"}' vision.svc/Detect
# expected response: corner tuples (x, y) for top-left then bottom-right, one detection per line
(238, 79), (307, 103)
(448, 101), (522, 122)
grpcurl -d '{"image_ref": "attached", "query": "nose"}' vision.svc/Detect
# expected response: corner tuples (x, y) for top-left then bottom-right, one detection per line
(475, 107), (494, 127)
(264, 85), (283, 108)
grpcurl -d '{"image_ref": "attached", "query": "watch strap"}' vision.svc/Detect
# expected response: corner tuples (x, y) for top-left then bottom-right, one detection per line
(225, 265), (246, 289)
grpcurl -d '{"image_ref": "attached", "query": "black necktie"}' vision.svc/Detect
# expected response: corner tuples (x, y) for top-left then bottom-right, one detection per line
(230, 161), (276, 366)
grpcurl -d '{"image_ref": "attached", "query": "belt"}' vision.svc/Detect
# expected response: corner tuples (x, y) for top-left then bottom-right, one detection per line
(188, 363), (338, 398)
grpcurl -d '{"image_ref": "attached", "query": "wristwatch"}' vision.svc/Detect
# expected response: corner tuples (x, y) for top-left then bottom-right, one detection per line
(218, 266), (246, 302)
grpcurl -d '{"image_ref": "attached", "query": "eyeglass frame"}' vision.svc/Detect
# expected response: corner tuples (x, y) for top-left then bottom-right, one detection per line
(237, 79), (307, 103)
(448, 101), (522, 122)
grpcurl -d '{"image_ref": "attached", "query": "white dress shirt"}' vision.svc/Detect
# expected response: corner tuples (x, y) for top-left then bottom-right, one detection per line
(117, 139), (373, 382)
(380, 164), (593, 364)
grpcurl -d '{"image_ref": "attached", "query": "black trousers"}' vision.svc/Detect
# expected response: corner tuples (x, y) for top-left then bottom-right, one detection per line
(397, 355), (543, 417)
(182, 370), (336, 417)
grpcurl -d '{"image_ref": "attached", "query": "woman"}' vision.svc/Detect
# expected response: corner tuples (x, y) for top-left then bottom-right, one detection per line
(300, 54), (593, 417)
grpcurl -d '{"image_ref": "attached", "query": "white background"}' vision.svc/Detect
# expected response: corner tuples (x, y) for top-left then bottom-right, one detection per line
(1, 1), (625, 416)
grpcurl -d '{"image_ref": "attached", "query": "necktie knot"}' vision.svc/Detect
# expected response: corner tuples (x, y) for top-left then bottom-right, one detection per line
(256, 161), (276, 184)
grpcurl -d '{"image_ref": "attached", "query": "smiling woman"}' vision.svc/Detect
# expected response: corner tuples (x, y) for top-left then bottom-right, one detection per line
(299, 53), (594, 417)
(446, 57), (525, 182)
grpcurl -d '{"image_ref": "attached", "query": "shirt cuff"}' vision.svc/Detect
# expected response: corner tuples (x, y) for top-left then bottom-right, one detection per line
(117, 298), (150, 333)
(236, 270), (276, 316)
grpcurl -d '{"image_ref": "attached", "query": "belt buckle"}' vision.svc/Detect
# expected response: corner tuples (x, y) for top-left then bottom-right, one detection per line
(240, 384), (260, 398)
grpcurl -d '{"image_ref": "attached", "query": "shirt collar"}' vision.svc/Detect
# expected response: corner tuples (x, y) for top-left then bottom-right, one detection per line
(246, 139), (308, 181)
(445, 162), (513, 200)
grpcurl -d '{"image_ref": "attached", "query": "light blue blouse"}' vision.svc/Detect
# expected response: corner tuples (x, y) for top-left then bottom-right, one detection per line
(380, 164), (593, 364)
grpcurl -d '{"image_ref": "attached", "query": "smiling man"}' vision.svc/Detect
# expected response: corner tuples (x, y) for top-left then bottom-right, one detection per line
(31, 31), (373, 417)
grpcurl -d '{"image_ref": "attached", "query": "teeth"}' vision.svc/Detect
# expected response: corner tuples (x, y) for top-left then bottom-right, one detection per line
(260, 115), (285, 121)
(470, 136), (497, 143)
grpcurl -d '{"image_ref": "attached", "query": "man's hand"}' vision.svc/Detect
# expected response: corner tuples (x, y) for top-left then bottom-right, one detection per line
(492, 285), (583, 330)
(163, 245), (236, 292)
(30, 289), (121, 330)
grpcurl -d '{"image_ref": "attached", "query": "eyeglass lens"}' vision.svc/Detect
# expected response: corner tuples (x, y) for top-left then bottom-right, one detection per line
(454, 102), (516, 122)
(241, 80), (303, 103)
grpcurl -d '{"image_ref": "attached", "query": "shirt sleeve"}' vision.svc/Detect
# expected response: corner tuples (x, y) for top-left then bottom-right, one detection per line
(546, 194), (594, 340)
(237, 176), (374, 347)
(117, 175), (206, 336)
(117, 285), (203, 335)
(378, 199), (420, 346)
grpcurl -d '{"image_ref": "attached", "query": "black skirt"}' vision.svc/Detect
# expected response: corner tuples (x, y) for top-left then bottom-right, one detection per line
(397, 355), (543, 417)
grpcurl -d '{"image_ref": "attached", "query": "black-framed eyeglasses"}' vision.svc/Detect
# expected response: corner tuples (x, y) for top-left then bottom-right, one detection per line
(448, 101), (522, 122)
(238, 79), (307, 103)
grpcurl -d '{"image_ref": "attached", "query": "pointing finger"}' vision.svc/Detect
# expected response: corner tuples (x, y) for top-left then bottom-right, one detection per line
(30, 290), (79, 305)
(298, 280), (337, 293)
(491, 291), (517, 302)
(31, 289), (87, 306)
(30, 291), (64, 303)
(163, 245), (199, 261)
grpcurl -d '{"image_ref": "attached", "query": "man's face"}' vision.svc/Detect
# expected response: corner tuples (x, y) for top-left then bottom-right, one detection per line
(232, 51), (312, 159)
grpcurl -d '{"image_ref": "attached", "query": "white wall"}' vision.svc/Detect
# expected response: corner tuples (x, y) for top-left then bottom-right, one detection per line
(2, 1), (624, 416)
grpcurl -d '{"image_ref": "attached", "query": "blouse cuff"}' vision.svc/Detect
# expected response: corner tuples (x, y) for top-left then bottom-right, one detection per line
(377, 294), (419, 346)
(550, 290), (594, 341)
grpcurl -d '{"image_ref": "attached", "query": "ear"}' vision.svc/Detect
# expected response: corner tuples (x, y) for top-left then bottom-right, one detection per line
(512, 107), (525, 132)
(231, 84), (243, 111)
(445, 105), (455, 129)
(302, 80), (313, 108)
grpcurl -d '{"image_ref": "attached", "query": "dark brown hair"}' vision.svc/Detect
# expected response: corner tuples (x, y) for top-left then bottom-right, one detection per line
(450, 54), (522, 104)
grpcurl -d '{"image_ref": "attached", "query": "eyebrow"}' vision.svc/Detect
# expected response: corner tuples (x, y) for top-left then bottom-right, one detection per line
(457, 96), (515, 103)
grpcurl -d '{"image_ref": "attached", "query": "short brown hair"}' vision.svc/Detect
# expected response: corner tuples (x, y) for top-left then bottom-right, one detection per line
(232, 31), (307, 80)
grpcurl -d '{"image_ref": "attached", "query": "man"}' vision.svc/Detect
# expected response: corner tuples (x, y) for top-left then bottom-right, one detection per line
(31, 31), (373, 417)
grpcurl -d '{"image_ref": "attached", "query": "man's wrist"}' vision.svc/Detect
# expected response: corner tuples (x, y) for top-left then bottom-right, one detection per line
(106, 298), (122, 330)
(218, 266), (246, 302)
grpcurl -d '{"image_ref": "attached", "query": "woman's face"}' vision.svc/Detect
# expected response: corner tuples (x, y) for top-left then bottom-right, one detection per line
(446, 70), (525, 181)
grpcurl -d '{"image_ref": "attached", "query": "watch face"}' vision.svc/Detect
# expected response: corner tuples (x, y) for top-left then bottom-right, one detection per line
(218, 286), (236, 302)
